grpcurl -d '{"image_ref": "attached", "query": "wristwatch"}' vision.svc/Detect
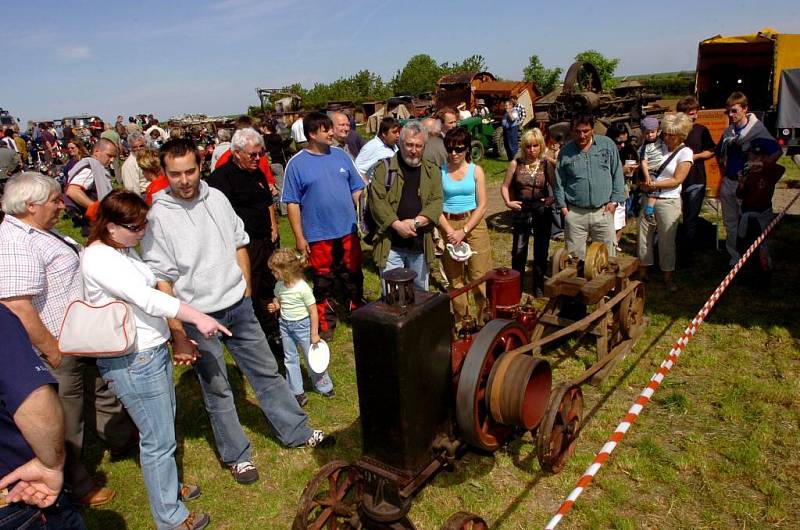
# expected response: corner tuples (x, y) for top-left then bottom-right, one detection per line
(463, 225), (470, 235)
(414, 219), (422, 229)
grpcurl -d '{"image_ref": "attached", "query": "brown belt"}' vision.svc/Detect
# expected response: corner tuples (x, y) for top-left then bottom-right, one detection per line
(443, 210), (473, 220)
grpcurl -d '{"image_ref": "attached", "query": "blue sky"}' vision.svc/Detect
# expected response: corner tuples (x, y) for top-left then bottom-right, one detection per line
(3, 0), (798, 125)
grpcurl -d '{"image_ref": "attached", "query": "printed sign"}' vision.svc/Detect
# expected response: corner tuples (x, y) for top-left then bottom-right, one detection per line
(697, 109), (729, 198)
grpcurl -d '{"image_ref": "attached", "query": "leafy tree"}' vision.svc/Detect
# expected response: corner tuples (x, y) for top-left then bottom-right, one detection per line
(522, 54), (563, 94)
(391, 54), (490, 96)
(443, 54), (488, 75)
(390, 54), (443, 96)
(574, 49), (620, 89)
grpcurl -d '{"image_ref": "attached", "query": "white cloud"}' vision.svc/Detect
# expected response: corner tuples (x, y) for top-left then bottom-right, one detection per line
(57, 46), (92, 60)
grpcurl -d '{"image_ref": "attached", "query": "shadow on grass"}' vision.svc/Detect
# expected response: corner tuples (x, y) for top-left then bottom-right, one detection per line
(80, 507), (128, 529)
(638, 214), (800, 342)
(491, 469), (547, 529)
(173, 361), (288, 472)
(486, 210), (514, 233)
(580, 314), (676, 432)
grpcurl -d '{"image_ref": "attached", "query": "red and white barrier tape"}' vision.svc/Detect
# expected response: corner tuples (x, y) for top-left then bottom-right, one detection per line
(544, 188), (800, 530)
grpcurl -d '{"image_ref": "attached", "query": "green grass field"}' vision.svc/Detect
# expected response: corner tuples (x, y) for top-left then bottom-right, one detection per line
(65, 155), (800, 529)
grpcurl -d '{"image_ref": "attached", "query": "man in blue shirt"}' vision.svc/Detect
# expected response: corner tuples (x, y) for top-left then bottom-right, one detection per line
(0, 304), (85, 529)
(283, 112), (366, 341)
(554, 114), (626, 259)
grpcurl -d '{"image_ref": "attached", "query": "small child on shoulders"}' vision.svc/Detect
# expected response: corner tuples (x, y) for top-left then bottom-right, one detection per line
(267, 248), (334, 408)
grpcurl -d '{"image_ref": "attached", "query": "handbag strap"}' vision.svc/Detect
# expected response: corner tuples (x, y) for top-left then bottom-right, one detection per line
(49, 230), (81, 257)
(652, 144), (684, 179)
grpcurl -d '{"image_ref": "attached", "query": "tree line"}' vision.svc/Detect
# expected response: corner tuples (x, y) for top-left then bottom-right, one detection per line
(257, 50), (690, 112)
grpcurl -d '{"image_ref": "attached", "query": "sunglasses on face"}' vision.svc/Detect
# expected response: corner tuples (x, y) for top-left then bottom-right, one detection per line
(244, 151), (263, 160)
(447, 145), (468, 153)
(119, 221), (148, 233)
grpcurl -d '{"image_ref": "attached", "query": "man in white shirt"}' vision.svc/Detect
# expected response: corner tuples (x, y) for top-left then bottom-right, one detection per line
(120, 132), (147, 194)
(291, 114), (307, 149)
(354, 117), (400, 182)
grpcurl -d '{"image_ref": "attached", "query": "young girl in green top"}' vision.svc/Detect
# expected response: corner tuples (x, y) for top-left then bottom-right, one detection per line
(267, 249), (334, 407)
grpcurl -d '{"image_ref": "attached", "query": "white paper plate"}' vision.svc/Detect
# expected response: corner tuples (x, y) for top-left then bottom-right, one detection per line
(308, 340), (330, 374)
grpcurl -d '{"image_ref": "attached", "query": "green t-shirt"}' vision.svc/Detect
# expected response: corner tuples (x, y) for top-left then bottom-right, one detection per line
(274, 279), (315, 321)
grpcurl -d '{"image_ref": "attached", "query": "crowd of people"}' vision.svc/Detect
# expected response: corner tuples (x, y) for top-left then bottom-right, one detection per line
(0, 89), (786, 529)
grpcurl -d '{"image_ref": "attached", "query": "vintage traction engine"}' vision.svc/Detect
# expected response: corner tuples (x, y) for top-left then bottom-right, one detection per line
(293, 244), (646, 529)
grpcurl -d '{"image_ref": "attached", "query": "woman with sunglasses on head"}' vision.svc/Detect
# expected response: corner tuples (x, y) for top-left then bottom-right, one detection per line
(81, 190), (231, 530)
(501, 128), (555, 297)
(438, 126), (493, 324)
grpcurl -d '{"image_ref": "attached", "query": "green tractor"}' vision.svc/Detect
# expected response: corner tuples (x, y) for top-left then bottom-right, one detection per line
(456, 116), (504, 162)
(434, 72), (538, 162)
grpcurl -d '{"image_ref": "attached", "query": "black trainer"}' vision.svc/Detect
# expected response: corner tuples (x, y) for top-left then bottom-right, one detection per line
(230, 461), (259, 485)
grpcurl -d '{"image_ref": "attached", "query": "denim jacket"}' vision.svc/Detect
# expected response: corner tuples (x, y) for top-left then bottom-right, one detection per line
(554, 134), (626, 209)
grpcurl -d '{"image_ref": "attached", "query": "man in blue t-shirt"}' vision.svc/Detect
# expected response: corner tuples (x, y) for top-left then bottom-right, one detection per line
(0, 304), (85, 529)
(282, 112), (366, 340)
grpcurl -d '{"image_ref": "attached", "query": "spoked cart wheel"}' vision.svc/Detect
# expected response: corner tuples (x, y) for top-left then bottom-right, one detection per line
(619, 282), (646, 339)
(536, 383), (584, 473)
(441, 511), (489, 530)
(292, 460), (363, 530)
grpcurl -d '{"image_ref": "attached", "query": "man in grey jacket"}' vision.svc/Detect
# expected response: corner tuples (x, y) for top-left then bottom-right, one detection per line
(141, 138), (331, 486)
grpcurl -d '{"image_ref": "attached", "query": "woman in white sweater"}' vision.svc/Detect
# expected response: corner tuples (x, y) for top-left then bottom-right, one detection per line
(82, 190), (228, 530)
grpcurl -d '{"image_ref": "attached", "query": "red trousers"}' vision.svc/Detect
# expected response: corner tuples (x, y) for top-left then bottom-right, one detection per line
(308, 232), (364, 334)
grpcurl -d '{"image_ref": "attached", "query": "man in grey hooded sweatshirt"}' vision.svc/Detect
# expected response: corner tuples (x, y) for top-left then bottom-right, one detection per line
(140, 138), (331, 486)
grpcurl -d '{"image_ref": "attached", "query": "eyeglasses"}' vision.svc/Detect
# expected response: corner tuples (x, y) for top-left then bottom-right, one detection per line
(244, 151), (263, 160)
(119, 221), (148, 233)
(615, 140), (626, 145)
(726, 108), (743, 115)
(447, 145), (468, 153)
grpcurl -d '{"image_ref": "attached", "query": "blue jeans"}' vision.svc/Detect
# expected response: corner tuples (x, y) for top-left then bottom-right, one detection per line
(380, 248), (429, 293)
(503, 125), (519, 160)
(97, 343), (188, 530)
(279, 316), (333, 395)
(0, 492), (85, 530)
(185, 296), (312, 460)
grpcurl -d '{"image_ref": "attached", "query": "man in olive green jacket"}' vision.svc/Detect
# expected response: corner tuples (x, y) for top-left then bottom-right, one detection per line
(368, 120), (443, 291)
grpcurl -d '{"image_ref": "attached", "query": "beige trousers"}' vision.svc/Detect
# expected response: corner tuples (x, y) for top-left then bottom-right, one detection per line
(564, 205), (616, 260)
(440, 218), (493, 323)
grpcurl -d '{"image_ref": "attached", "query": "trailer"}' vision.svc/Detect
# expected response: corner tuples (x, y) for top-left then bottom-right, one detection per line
(695, 28), (800, 154)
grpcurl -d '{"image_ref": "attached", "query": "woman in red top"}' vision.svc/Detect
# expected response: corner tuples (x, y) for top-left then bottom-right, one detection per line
(136, 149), (168, 204)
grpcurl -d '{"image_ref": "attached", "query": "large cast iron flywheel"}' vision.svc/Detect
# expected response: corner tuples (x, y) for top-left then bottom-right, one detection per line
(455, 319), (529, 452)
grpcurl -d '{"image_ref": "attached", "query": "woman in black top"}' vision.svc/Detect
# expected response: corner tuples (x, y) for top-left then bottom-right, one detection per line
(500, 128), (555, 297)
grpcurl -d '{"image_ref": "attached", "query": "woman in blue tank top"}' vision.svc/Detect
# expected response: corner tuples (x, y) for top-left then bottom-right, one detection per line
(438, 126), (493, 325)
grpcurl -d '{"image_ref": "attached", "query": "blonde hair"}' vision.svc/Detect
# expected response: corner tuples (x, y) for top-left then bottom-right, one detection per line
(660, 112), (693, 141)
(517, 128), (547, 162)
(268, 248), (308, 282)
(136, 149), (161, 174)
